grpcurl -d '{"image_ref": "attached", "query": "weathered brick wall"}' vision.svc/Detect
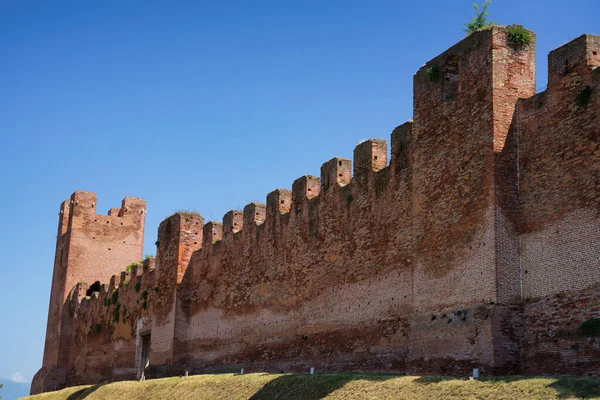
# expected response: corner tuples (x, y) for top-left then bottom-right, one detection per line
(32, 29), (600, 394)
(522, 285), (600, 375)
(62, 259), (157, 388)
(35, 191), (146, 393)
(410, 26), (535, 374)
(518, 35), (600, 300)
(150, 212), (203, 375)
(173, 127), (415, 376)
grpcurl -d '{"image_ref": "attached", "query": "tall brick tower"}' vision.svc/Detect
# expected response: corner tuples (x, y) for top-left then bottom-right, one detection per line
(39, 191), (145, 388)
(409, 26), (536, 373)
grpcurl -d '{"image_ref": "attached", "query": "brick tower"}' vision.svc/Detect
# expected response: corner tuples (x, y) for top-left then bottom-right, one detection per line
(37, 191), (145, 391)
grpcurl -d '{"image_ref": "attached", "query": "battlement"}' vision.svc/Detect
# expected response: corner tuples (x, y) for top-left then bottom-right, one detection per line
(548, 34), (600, 87)
(65, 190), (145, 231)
(34, 28), (600, 395)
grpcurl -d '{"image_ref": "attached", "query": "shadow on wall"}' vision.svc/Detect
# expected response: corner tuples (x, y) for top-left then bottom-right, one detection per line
(249, 373), (398, 400)
(413, 375), (600, 399)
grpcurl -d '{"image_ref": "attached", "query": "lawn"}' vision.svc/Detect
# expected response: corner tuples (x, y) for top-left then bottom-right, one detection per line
(23, 373), (600, 400)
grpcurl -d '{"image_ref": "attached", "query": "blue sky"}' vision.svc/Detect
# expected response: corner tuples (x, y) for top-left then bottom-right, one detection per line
(0, 0), (598, 386)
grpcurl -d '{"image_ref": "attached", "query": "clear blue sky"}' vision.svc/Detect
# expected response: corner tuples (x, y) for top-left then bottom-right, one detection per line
(0, 0), (597, 386)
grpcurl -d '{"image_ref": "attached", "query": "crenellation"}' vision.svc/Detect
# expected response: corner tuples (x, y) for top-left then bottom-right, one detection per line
(320, 157), (351, 192)
(548, 34), (600, 89)
(32, 28), (600, 395)
(291, 175), (320, 215)
(70, 190), (98, 215)
(266, 189), (292, 216)
(202, 222), (223, 247)
(223, 210), (243, 238)
(266, 189), (292, 237)
(242, 202), (266, 235)
(353, 139), (388, 184)
(120, 270), (131, 286)
(390, 122), (412, 171)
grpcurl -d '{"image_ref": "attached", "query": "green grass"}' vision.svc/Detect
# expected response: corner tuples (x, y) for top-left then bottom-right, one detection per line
(22, 373), (600, 400)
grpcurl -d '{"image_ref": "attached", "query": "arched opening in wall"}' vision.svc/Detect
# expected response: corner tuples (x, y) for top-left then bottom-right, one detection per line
(86, 281), (101, 296)
(441, 56), (459, 101)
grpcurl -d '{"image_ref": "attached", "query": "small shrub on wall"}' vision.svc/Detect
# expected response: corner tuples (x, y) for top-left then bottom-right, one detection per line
(427, 65), (441, 82)
(507, 25), (532, 47)
(579, 318), (600, 336)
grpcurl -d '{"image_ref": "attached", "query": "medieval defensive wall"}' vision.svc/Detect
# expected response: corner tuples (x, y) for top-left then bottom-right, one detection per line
(31, 26), (600, 394)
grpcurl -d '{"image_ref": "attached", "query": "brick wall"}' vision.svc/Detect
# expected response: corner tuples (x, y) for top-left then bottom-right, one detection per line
(31, 29), (600, 394)
(522, 285), (600, 375)
(518, 35), (600, 299)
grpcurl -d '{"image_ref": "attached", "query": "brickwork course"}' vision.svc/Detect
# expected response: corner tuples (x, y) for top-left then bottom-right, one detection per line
(31, 26), (600, 395)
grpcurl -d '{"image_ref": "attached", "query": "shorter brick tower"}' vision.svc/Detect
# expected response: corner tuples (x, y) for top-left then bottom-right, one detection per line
(37, 191), (145, 392)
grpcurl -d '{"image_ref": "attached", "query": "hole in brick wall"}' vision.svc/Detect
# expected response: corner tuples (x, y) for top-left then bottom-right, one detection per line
(194, 242), (197, 245)
(213, 232), (216, 236)
(123, 241), (125, 243)
(234, 223), (238, 226)
(108, 248), (111, 251)
(374, 156), (378, 160)
(338, 161), (342, 166)
(121, 222), (123, 225)
(594, 51), (598, 56)
(338, 173), (342, 177)
(280, 200), (285, 204)
(307, 188), (312, 192)
(95, 219), (97, 222)
(106, 221), (109, 224)
(256, 213), (259, 216)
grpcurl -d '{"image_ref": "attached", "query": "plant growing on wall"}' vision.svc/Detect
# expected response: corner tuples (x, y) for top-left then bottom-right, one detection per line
(579, 318), (600, 336)
(135, 282), (142, 293)
(463, 0), (493, 34)
(90, 323), (101, 334)
(427, 65), (441, 82)
(111, 288), (119, 305)
(507, 25), (532, 47)
(113, 303), (121, 323)
(125, 261), (142, 272)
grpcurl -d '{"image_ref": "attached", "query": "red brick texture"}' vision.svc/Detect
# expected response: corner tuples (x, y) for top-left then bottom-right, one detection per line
(31, 27), (600, 394)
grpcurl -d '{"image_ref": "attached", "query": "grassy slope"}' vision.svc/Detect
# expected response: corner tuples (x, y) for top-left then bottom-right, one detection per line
(23, 373), (600, 400)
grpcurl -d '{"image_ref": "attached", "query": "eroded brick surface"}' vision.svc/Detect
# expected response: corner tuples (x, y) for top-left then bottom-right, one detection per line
(31, 27), (600, 395)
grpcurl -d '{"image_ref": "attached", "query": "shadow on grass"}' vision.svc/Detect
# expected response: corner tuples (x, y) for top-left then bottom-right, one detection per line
(249, 373), (398, 400)
(413, 375), (600, 399)
(65, 384), (106, 400)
